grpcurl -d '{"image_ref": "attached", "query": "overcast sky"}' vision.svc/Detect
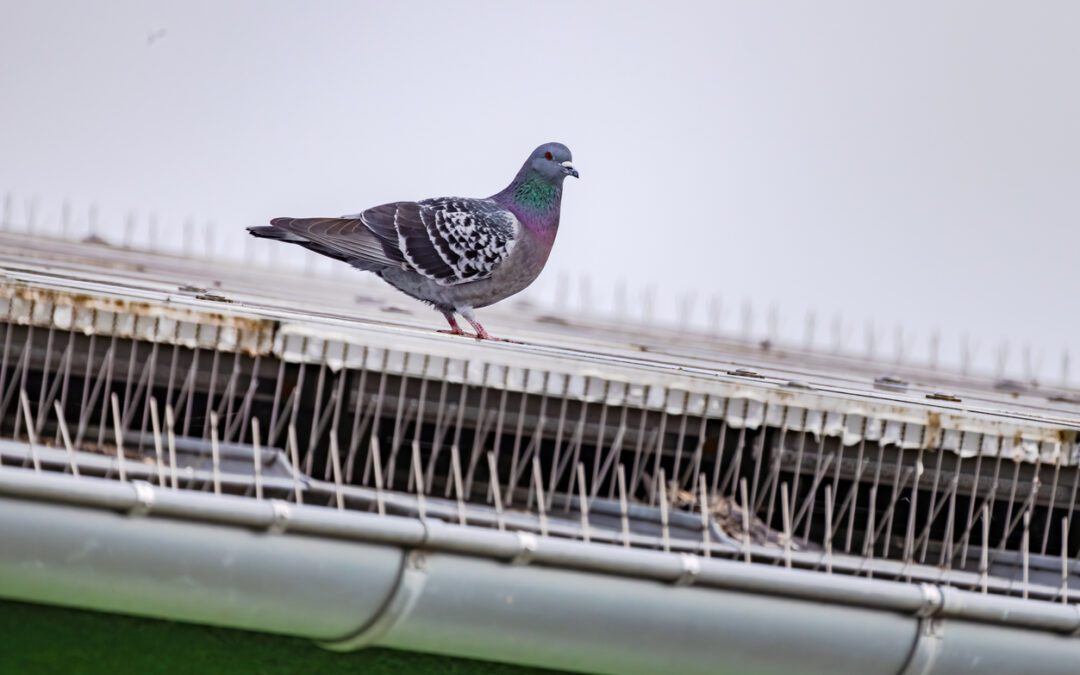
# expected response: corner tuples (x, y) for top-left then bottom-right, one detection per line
(1, 1), (1077, 379)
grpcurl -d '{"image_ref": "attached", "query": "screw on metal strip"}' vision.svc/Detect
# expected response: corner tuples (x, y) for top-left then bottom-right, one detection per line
(129, 481), (155, 517)
(675, 554), (701, 586)
(513, 532), (539, 565)
(268, 499), (291, 534)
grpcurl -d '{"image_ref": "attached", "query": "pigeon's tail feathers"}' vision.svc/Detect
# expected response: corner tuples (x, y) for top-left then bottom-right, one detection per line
(247, 223), (306, 242)
(250, 217), (394, 271)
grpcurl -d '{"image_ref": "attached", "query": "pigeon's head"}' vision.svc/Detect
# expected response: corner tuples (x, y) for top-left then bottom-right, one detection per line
(524, 142), (579, 183)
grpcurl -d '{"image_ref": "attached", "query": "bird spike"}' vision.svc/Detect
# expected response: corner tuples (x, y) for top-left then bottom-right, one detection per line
(577, 274), (592, 313)
(995, 341), (1010, 379)
(53, 401), (80, 478)
(803, 310), (816, 350)
(209, 411), (222, 495)
(165, 403), (179, 490)
(780, 482), (793, 569)
(830, 314), (843, 353)
(652, 468), (669, 551)
(109, 393), (125, 482)
(203, 221), (215, 260)
(124, 213), (136, 248)
(88, 204), (99, 239)
(707, 295), (723, 335)
(697, 473), (710, 557)
(182, 218), (195, 256)
(451, 444), (467, 526)
(577, 462), (592, 543)
(1, 191), (12, 230)
(739, 477), (751, 564)
(613, 278), (628, 320)
(1061, 517), (1070, 605)
(740, 299), (753, 339)
(678, 291), (696, 330)
(148, 397), (163, 487)
(280, 422), (300, 503)
(487, 451), (505, 531)
(532, 456), (547, 537)
(409, 439), (424, 519)
(618, 463), (631, 548)
(60, 200), (72, 239)
(824, 484), (834, 574)
(19, 390), (40, 472)
(25, 197), (39, 235)
(1022, 509), (1031, 600)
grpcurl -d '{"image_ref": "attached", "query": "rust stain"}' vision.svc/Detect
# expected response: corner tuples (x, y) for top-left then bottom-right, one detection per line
(925, 411), (942, 448)
(1, 282), (276, 356)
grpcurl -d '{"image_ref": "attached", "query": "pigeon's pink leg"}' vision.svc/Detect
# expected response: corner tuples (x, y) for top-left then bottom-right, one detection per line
(437, 311), (468, 337)
(458, 307), (497, 340)
(464, 317), (495, 341)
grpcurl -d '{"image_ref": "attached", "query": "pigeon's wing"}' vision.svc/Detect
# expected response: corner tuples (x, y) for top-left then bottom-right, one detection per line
(267, 198), (519, 286)
(409, 198), (520, 284)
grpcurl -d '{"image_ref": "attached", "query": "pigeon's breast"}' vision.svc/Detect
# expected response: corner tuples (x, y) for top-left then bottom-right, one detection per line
(442, 228), (552, 309)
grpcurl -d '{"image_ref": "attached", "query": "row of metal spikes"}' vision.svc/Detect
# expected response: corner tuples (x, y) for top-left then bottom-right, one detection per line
(4, 381), (1078, 607)
(2, 316), (1079, 572)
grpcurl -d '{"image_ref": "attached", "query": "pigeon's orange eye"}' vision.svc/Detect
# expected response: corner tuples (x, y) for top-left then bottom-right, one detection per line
(544, 151), (553, 161)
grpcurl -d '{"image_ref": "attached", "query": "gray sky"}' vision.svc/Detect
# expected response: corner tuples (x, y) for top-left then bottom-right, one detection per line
(1, 1), (1078, 379)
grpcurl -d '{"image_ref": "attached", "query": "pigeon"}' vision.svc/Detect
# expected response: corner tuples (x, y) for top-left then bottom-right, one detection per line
(249, 143), (578, 340)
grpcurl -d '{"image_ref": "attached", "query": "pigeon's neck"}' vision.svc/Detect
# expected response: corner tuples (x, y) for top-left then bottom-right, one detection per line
(495, 172), (562, 236)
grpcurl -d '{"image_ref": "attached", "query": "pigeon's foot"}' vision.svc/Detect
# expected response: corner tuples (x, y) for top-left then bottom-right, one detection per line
(463, 317), (519, 342)
(452, 309), (519, 343)
(461, 316), (491, 340)
(437, 328), (474, 338)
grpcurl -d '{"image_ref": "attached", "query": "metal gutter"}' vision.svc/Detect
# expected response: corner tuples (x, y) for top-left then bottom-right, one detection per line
(1, 469), (1078, 674)
(8, 436), (1067, 602)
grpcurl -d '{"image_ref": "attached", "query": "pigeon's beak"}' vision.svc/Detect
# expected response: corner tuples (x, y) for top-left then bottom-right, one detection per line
(560, 161), (580, 178)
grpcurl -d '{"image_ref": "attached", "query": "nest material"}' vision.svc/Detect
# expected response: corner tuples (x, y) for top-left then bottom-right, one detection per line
(672, 488), (817, 551)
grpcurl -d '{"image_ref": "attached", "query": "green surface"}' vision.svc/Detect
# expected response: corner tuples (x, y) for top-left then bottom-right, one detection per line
(0, 600), (557, 674)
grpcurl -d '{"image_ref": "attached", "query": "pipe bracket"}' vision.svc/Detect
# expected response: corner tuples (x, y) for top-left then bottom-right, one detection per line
(319, 549), (428, 652)
(676, 554), (701, 586)
(897, 584), (946, 675)
(512, 532), (539, 565)
(267, 499), (291, 534)
(128, 481), (154, 517)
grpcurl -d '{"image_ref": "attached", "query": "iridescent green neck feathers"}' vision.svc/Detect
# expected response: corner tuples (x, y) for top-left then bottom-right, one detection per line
(513, 175), (561, 212)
